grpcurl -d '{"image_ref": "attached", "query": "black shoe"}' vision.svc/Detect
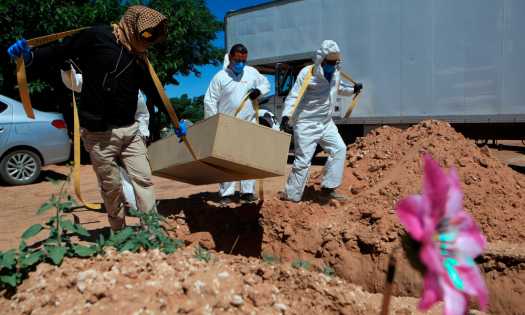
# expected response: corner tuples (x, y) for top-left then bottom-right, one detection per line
(220, 196), (231, 206)
(320, 188), (348, 201)
(240, 193), (259, 203)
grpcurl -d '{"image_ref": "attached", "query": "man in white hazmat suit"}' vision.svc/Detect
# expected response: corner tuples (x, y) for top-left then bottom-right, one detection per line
(281, 40), (363, 202)
(60, 60), (149, 212)
(204, 44), (271, 206)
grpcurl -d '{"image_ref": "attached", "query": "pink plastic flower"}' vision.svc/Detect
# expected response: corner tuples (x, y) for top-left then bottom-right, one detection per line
(396, 153), (488, 315)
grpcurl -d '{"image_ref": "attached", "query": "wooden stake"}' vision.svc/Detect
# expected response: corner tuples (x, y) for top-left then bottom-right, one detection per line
(230, 235), (240, 255)
(381, 254), (397, 315)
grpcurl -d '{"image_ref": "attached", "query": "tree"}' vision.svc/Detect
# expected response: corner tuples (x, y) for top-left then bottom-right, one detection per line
(170, 94), (205, 123)
(156, 94), (204, 130)
(0, 0), (224, 131)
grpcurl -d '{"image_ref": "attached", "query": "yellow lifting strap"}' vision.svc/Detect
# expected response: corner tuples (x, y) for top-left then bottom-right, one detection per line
(144, 58), (198, 161)
(67, 70), (101, 210)
(16, 27), (90, 120)
(288, 65), (360, 121)
(339, 72), (360, 119)
(235, 92), (264, 201)
(15, 27), (99, 209)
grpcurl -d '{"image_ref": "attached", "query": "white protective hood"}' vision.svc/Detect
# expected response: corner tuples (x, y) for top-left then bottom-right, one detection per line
(313, 40), (342, 76)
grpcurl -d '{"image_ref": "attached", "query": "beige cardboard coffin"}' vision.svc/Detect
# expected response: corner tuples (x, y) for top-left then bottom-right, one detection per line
(148, 114), (291, 185)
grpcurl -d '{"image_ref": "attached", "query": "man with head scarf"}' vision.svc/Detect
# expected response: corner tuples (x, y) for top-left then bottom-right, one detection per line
(204, 44), (271, 206)
(7, 5), (185, 232)
(60, 61), (150, 213)
(280, 40), (363, 203)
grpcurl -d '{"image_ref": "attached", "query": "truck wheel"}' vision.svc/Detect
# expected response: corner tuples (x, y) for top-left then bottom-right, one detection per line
(0, 150), (42, 186)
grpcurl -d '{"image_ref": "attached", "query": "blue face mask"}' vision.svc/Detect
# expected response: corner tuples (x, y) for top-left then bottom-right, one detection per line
(323, 63), (335, 73)
(232, 62), (245, 73)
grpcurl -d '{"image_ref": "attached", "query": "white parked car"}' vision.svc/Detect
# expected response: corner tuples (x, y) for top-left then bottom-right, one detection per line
(0, 94), (71, 185)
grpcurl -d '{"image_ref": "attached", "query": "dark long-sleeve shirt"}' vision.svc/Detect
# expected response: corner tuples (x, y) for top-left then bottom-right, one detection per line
(32, 26), (180, 126)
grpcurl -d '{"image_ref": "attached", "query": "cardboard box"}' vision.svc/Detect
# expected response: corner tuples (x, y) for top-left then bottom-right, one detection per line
(148, 114), (291, 185)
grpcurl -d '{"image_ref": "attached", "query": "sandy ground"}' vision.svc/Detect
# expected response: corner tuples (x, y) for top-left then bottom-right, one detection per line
(0, 141), (524, 252)
(0, 154), (328, 252)
(0, 129), (523, 314)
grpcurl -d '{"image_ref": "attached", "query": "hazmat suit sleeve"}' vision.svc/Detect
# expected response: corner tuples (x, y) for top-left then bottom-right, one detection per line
(61, 68), (83, 93)
(337, 78), (354, 97)
(203, 74), (221, 119)
(254, 72), (271, 99)
(135, 91), (150, 137)
(282, 66), (309, 118)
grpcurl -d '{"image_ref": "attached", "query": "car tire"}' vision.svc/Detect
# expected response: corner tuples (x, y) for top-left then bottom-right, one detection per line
(0, 150), (42, 186)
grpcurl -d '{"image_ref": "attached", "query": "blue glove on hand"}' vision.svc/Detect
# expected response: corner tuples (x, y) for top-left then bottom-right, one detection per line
(7, 39), (32, 63)
(174, 120), (187, 143)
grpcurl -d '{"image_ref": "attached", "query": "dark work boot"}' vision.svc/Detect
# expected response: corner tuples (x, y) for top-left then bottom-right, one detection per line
(320, 188), (347, 201)
(220, 196), (232, 206)
(240, 193), (259, 203)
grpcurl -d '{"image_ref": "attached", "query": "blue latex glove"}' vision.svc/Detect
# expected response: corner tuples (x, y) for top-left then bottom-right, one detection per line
(174, 120), (187, 143)
(7, 39), (32, 63)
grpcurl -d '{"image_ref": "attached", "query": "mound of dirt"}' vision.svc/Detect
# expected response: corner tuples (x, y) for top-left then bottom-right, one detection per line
(312, 119), (525, 244)
(0, 247), (464, 315)
(163, 120), (525, 313)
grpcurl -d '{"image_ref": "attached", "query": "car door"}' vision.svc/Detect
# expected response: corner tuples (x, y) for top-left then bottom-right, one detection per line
(0, 100), (13, 150)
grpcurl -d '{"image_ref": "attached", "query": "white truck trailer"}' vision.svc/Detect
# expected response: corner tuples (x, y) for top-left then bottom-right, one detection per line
(225, 0), (525, 144)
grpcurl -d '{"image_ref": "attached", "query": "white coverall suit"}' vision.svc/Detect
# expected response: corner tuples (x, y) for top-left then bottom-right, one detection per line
(61, 68), (150, 210)
(204, 55), (271, 197)
(282, 40), (355, 202)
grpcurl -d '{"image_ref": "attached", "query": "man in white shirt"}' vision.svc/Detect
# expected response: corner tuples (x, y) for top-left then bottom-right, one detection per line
(204, 44), (271, 205)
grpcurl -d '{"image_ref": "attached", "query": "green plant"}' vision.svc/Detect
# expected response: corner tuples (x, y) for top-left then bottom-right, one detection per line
(0, 163), (93, 289)
(0, 241), (44, 289)
(0, 165), (189, 290)
(315, 264), (335, 279)
(21, 163), (94, 265)
(193, 246), (218, 263)
(106, 206), (185, 255)
(291, 259), (310, 270)
(260, 253), (280, 265)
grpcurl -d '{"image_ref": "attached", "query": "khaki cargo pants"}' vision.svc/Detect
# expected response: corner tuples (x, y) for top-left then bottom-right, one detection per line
(81, 122), (156, 231)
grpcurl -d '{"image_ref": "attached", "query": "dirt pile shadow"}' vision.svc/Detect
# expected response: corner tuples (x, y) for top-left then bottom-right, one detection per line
(158, 192), (264, 258)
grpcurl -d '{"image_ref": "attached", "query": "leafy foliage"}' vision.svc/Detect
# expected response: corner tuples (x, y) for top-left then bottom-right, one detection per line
(21, 163), (92, 266)
(0, 0), (224, 135)
(315, 264), (335, 279)
(105, 206), (185, 255)
(0, 163), (86, 289)
(0, 164), (186, 290)
(163, 94), (205, 125)
(192, 246), (217, 263)
(291, 259), (310, 271)
(260, 253), (280, 265)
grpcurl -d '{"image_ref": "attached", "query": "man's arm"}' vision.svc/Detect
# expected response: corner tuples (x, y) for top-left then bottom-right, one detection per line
(203, 75), (220, 119)
(136, 91), (150, 137)
(31, 28), (96, 65)
(337, 80), (354, 97)
(282, 66), (309, 118)
(254, 72), (271, 99)
(61, 68), (83, 93)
